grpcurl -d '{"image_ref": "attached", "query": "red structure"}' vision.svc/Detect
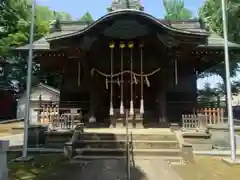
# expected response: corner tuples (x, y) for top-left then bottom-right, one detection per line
(0, 59), (16, 120)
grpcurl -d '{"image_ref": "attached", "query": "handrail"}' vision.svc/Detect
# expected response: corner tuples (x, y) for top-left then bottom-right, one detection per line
(130, 131), (135, 168)
(125, 110), (130, 180)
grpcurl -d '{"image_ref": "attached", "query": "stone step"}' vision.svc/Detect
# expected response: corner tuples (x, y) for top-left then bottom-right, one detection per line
(74, 140), (179, 149)
(78, 133), (177, 141)
(45, 143), (66, 149)
(72, 155), (183, 164)
(76, 148), (181, 157)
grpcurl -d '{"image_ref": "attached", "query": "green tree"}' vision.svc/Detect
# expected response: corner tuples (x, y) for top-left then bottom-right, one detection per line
(36, 6), (72, 21)
(0, 0), (71, 91)
(78, 12), (94, 23)
(198, 83), (218, 102)
(198, 0), (240, 106)
(163, 0), (193, 20)
(198, 0), (240, 43)
(215, 81), (240, 97)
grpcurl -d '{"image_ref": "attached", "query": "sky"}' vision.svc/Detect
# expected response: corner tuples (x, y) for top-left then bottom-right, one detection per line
(37, 0), (205, 20)
(36, 0), (223, 89)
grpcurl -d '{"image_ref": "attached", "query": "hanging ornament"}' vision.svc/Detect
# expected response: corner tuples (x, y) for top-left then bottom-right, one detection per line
(174, 59), (178, 85)
(133, 74), (137, 84)
(140, 43), (144, 114)
(117, 77), (120, 86)
(145, 76), (150, 87)
(109, 41), (115, 116)
(128, 41), (134, 116)
(91, 69), (94, 77)
(106, 78), (108, 89)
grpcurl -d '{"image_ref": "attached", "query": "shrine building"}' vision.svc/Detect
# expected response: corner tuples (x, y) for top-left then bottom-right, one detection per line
(16, 0), (240, 126)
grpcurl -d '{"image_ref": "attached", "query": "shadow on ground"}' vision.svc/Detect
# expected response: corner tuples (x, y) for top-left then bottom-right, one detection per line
(8, 131), (149, 180)
(70, 131), (149, 179)
(8, 152), (80, 180)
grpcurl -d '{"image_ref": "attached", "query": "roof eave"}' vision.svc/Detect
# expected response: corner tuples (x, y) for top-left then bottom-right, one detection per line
(47, 9), (209, 42)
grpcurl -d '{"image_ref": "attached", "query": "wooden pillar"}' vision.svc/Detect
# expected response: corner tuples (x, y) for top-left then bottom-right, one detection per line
(158, 72), (167, 124)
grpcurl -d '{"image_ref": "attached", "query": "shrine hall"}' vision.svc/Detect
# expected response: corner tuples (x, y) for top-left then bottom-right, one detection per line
(16, 0), (240, 126)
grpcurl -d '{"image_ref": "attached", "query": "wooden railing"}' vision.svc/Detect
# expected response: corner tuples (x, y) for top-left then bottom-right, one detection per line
(34, 102), (83, 130)
(39, 113), (83, 130)
(193, 108), (225, 124)
(182, 108), (225, 130)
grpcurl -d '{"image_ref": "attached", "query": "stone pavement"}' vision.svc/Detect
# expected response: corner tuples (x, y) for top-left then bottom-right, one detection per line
(79, 159), (182, 180)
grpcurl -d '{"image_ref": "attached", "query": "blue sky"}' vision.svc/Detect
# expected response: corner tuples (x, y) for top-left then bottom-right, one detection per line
(37, 0), (223, 89)
(37, 0), (205, 19)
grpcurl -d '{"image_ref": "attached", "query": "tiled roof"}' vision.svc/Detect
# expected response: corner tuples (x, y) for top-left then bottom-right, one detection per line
(15, 17), (240, 50)
(200, 34), (239, 48)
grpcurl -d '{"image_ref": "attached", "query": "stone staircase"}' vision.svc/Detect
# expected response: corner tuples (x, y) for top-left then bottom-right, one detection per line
(65, 129), (183, 164)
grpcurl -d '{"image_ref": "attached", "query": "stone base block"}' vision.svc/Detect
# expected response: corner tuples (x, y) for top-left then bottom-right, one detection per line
(222, 158), (240, 165)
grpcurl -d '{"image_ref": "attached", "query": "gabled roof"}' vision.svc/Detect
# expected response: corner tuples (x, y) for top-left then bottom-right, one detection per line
(15, 10), (240, 50)
(37, 83), (60, 95)
(47, 9), (209, 41)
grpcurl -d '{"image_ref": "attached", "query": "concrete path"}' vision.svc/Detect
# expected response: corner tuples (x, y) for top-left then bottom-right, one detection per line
(133, 159), (182, 180)
(79, 159), (181, 180)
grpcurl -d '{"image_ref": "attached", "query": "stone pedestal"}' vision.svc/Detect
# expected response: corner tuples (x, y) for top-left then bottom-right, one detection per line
(198, 114), (208, 131)
(182, 131), (213, 151)
(0, 140), (9, 180)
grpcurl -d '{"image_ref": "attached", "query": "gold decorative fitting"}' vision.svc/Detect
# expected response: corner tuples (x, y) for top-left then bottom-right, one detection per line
(109, 42), (115, 49)
(128, 42), (134, 48)
(119, 42), (125, 49)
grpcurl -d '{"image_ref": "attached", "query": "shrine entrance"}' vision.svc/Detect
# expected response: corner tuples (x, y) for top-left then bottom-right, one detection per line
(91, 41), (160, 118)
(113, 73), (141, 110)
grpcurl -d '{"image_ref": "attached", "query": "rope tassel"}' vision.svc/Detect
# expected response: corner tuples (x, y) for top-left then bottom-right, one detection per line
(133, 74), (137, 84)
(105, 78), (108, 89)
(145, 76), (150, 87)
(117, 77), (120, 86)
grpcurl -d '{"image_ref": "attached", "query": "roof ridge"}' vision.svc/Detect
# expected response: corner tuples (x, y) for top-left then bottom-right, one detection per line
(38, 83), (60, 94)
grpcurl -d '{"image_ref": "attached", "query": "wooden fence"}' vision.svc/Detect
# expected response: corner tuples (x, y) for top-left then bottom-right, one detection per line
(182, 108), (225, 129)
(36, 104), (83, 130)
(194, 108), (224, 124)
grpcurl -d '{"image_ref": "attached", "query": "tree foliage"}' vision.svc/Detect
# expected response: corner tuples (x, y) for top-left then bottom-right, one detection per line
(198, 0), (240, 43)
(0, 0), (72, 91)
(78, 12), (94, 23)
(163, 0), (193, 20)
(198, 0), (240, 101)
(198, 81), (240, 100)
